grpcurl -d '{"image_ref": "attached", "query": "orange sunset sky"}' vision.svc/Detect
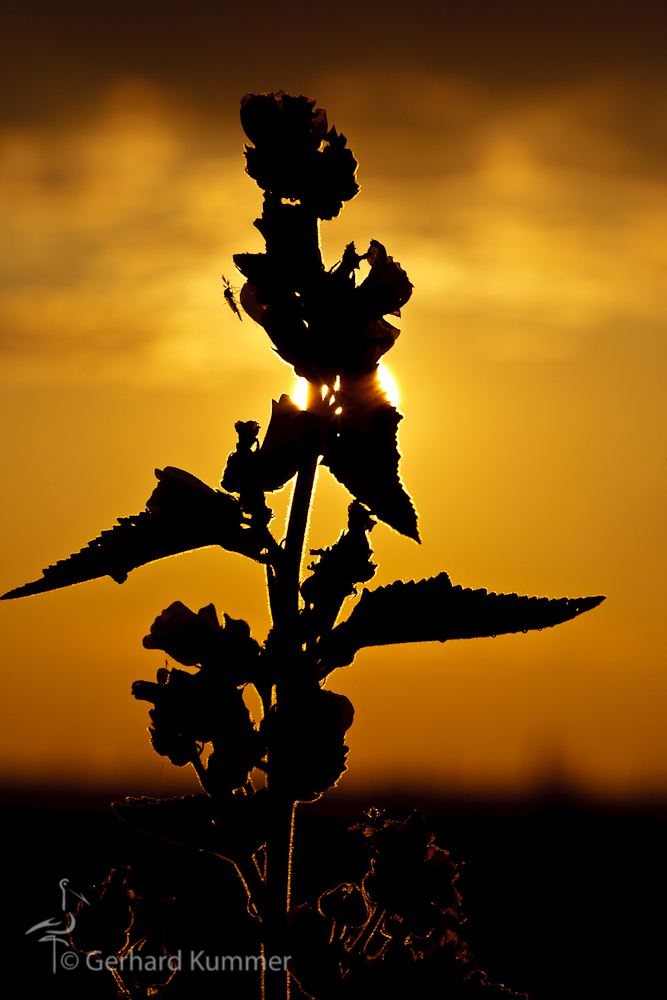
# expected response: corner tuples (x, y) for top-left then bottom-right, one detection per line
(1, 0), (665, 801)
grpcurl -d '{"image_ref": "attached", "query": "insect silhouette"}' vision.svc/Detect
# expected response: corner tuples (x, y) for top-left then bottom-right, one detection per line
(222, 275), (242, 321)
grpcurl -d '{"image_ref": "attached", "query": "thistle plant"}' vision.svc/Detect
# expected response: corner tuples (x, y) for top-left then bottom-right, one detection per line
(4, 92), (604, 1000)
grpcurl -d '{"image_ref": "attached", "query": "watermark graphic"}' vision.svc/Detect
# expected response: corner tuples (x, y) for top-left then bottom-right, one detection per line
(25, 877), (89, 972)
(82, 951), (291, 972)
(26, 876), (291, 982)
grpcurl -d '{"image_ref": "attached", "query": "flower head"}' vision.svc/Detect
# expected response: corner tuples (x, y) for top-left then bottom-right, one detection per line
(260, 687), (354, 801)
(142, 601), (260, 683)
(132, 663), (265, 786)
(354, 811), (460, 921)
(236, 239), (411, 385)
(241, 91), (358, 220)
(235, 92), (410, 385)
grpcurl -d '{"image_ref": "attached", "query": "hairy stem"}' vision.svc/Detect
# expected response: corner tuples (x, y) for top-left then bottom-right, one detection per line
(262, 380), (322, 999)
(262, 797), (296, 999)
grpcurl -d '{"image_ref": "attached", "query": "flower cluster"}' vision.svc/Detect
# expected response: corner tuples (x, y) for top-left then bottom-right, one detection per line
(133, 602), (264, 792)
(259, 685), (354, 802)
(284, 811), (500, 1000)
(241, 91), (358, 220)
(236, 236), (412, 387)
(354, 810), (461, 931)
(142, 601), (260, 681)
(234, 91), (412, 387)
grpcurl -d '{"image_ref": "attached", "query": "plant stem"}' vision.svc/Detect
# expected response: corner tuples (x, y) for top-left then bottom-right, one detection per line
(262, 796), (296, 999)
(263, 380), (322, 1000)
(282, 380), (321, 623)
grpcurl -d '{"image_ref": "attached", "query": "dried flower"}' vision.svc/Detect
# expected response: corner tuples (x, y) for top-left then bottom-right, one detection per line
(142, 601), (260, 683)
(241, 91), (358, 219)
(355, 811), (460, 920)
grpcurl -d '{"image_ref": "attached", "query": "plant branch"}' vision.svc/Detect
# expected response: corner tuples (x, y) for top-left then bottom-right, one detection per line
(261, 798), (296, 999)
(262, 382), (321, 999)
(279, 380), (322, 629)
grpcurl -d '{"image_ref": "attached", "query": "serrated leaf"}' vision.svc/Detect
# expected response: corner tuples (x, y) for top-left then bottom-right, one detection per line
(318, 572), (605, 671)
(113, 791), (267, 859)
(2, 467), (261, 600)
(113, 794), (218, 850)
(322, 373), (419, 541)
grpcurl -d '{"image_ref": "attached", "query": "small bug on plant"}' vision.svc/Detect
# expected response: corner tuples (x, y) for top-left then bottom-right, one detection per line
(222, 275), (242, 320)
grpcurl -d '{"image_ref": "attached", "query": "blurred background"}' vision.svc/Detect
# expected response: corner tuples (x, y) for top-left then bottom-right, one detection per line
(1, 0), (665, 802)
(1, 3), (665, 994)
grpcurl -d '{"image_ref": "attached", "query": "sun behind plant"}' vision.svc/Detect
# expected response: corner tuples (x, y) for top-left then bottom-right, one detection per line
(4, 91), (604, 1000)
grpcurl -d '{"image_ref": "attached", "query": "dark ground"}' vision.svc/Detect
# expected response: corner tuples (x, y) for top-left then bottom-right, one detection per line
(4, 788), (665, 999)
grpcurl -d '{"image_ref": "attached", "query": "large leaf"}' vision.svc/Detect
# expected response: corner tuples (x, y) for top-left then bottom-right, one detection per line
(113, 791), (267, 859)
(113, 794), (219, 852)
(318, 572), (605, 671)
(1, 467), (261, 600)
(322, 373), (419, 542)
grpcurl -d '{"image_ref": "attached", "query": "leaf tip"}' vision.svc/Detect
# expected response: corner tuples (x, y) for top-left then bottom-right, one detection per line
(1, 578), (54, 600)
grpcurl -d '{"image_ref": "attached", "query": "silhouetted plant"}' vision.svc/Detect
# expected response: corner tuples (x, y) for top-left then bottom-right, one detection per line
(4, 91), (605, 999)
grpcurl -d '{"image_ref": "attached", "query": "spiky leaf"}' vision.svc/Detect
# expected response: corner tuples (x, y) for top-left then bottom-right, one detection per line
(112, 791), (267, 859)
(2, 467), (262, 600)
(322, 374), (419, 542)
(318, 572), (605, 671)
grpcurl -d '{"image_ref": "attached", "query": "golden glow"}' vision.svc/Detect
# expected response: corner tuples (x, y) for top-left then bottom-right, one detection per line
(293, 368), (398, 410)
(378, 363), (399, 406)
(292, 376), (309, 409)
(1, 71), (666, 799)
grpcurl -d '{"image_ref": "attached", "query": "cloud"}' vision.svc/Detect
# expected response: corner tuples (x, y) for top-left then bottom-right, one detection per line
(0, 80), (271, 385)
(1, 73), (666, 382)
(322, 72), (667, 361)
